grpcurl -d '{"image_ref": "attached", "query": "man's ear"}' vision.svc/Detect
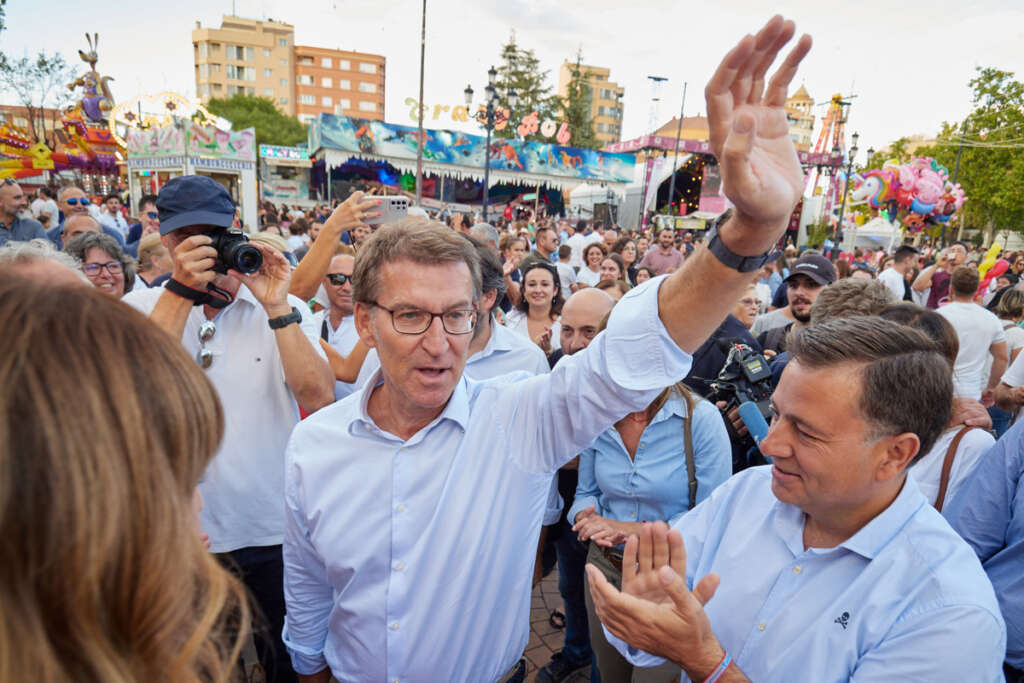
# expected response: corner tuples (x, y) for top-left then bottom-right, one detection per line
(354, 301), (377, 349)
(876, 432), (920, 482)
(480, 289), (498, 312)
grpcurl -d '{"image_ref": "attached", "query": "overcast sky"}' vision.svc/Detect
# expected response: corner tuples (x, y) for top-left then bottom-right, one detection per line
(3, 0), (1022, 160)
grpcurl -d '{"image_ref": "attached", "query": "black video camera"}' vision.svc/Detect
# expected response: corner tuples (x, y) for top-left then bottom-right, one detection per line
(207, 228), (262, 275)
(704, 339), (775, 471)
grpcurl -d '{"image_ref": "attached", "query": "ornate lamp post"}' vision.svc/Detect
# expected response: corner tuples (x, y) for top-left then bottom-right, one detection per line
(465, 66), (518, 222)
(834, 131), (859, 248)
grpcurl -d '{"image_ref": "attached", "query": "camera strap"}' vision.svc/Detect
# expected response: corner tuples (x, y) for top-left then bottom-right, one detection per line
(166, 278), (233, 310)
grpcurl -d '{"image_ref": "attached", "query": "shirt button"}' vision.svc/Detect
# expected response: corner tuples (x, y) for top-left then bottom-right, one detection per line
(396, 504), (406, 513)
(758, 622), (766, 631)
(395, 561), (405, 572)
(639, 443), (646, 449)
(793, 565), (802, 574)
(390, 622), (400, 631)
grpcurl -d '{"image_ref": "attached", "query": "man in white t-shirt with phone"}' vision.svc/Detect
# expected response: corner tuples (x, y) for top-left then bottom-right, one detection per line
(938, 265), (1008, 404)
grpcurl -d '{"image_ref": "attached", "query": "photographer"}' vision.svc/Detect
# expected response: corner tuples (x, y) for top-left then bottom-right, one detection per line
(123, 175), (333, 683)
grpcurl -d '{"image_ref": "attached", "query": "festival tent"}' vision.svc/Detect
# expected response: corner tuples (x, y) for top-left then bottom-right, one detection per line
(841, 216), (903, 253)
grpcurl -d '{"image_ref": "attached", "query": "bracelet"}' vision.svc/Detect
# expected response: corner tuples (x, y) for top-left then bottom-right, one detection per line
(702, 651), (732, 683)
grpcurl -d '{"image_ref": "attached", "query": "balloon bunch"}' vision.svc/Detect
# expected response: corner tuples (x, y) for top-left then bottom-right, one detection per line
(849, 156), (967, 232)
(977, 244), (1009, 298)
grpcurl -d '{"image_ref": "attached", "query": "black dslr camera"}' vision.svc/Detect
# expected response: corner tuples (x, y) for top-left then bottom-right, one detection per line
(705, 339), (775, 471)
(207, 228), (262, 275)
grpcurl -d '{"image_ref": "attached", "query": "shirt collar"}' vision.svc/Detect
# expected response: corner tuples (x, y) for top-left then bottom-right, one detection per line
(838, 475), (926, 559)
(470, 315), (515, 363)
(350, 369), (471, 441)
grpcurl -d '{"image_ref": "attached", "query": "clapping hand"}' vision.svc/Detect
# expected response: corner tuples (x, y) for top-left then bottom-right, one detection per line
(706, 15), (812, 255)
(586, 522), (733, 679)
(573, 506), (628, 548)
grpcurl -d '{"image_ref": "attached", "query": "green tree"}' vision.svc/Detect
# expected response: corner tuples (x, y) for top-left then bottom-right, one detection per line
(204, 94), (307, 149)
(488, 32), (562, 144)
(558, 50), (599, 150)
(0, 51), (76, 147)
(864, 135), (912, 170)
(916, 67), (1024, 235)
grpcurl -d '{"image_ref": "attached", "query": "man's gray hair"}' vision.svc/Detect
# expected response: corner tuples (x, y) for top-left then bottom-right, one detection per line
(57, 185), (85, 202)
(0, 239), (84, 278)
(63, 213), (101, 234)
(469, 222), (500, 250)
(787, 316), (952, 464)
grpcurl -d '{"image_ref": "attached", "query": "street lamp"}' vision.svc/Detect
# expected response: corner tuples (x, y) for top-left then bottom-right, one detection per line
(835, 131), (859, 248)
(465, 66), (518, 222)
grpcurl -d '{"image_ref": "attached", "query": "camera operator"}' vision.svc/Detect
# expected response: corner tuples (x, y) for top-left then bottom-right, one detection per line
(123, 175), (334, 683)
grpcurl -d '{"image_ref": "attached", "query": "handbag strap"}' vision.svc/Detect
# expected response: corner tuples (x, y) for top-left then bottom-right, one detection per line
(683, 406), (697, 510)
(935, 426), (975, 512)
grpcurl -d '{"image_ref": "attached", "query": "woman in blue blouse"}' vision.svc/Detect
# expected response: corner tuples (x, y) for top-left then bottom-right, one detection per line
(570, 382), (731, 681)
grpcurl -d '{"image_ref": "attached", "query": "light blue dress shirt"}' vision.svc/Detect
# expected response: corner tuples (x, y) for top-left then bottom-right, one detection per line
(282, 276), (693, 682)
(606, 467), (1006, 682)
(567, 395), (730, 527)
(945, 419), (1024, 669)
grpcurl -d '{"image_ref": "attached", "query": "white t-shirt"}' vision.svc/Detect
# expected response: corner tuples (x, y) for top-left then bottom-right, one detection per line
(576, 265), (602, 287)
(30, 197), (59, 226)
(937, 302), (1007, 399)
(908, 427), (994, 508)
(565, 233), (587, 269)
(878, 267), (906, 301)
(504, 308), (561, 351)
(751, 307), (793, 338)
(555, 261), (577, 300)
(1000, 350), (1024, 421)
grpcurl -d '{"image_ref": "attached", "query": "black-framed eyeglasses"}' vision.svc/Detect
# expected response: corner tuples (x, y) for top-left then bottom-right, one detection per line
(66, 197), (91, 206)
(82, 260), (123, 276)
(196, 320), (216, 369)
(326, 273), (354, 286)
(370, 302), (477, 335)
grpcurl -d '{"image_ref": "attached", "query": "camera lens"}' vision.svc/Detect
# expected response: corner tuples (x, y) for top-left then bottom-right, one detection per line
(229, 243), (263, 274)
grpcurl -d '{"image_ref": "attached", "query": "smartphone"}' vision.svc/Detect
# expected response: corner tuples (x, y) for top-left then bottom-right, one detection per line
(364, 195), (409, 225)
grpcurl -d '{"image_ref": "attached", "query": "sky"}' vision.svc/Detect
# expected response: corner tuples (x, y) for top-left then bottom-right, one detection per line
(3, 0), (1023, 161)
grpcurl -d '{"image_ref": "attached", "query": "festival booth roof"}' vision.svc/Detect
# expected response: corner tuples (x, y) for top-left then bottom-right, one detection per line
(604, 134), (844, 168)
(841, 217), (903, 253)
(309, 114), (636, 191)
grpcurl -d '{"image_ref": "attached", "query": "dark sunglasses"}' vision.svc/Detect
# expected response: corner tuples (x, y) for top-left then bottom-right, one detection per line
(326, 273), (354, 286)
(145, 211), (159, 220)
(66, 197), (91, 206)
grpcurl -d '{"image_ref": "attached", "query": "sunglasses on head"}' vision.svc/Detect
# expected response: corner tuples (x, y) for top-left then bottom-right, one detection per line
(326, 273), (354, 286)
(66, 197), (91, 206)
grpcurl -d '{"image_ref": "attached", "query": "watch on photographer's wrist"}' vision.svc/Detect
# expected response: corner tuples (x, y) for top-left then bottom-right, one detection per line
(704, 212), (782, 273)
(267, 306), (302, 330)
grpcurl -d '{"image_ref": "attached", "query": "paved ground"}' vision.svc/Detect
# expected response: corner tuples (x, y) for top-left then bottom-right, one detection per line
(527, 568), (591, 682)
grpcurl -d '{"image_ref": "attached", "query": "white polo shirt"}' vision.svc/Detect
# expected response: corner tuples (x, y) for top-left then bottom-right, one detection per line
(123, 284), (325, 553)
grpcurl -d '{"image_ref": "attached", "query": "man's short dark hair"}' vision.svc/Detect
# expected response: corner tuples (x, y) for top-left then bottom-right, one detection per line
(534, 225), (554, 241)
(103, 193), (120, 204)
(893, 245), (918, 263)
(459, 234), (505, 308)
(950, 265), (980, 298)
(558, 244), (571, 259)
(787, 316), (952, 464)
(576, 219), (588, 233)
(138, 194), (158, 212)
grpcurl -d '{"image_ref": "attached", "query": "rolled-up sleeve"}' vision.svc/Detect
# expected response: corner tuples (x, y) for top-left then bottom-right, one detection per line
(567, 449), (600, 526)
(282, 447), (334, 676)
(505, 276), (693, 474)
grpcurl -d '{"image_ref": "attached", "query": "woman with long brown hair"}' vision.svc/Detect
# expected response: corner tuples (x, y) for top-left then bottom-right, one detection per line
(0, 272), (248, 683)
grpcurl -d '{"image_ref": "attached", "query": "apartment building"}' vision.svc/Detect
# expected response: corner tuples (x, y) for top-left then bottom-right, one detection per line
(293, 46), (385, 124)
(192, 16), (296, 115)
(557, 61), (624, 145)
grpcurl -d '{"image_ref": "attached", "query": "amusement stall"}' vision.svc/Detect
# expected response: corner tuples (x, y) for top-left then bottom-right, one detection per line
(114, 93), (258, 229)
(259, 144), (313, 207)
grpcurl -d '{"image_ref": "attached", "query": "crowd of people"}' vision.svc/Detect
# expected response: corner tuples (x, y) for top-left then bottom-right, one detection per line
(1, 15), (1023, 683)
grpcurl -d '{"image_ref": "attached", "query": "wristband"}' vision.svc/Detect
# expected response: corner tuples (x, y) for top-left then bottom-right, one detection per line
(268, 306), (302, 330)
(705, 212), (782, 273)
(702, 651), (732, 683)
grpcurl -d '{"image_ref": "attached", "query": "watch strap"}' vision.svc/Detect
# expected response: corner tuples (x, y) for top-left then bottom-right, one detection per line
(268, 306), (302, 330)
(704, 213), (782, 273)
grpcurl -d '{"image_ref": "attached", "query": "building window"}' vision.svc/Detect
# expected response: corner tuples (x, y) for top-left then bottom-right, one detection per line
(337, 98), (351, 110)
(226, 64), (241, 80)
(321, 77), (332, 88)
(198, 83), (211, 98)
(264, 68), (272, 77)
(358, 101), (376, 112)
(279, 38), (288, 47)
(211, 42), (221, 51)
(281, 58), (287, 66)
(596, 123), (607, 133)
(297, 74), (313, 86)
(227, 84), (243, 95)
(322, 96), (332, 107)
(298, 113), (316, 124)
(299, 94), (316, 105)
(264, 88), (274, 96)
(246, 47), (254, 61)
(280, 78), (288, 86)
(338, 79), (351, 90)
(225, 45), (241, 60)
(198, 64), (210, 79)
(299, 56), (313, 66)
(198, 42), (209, 58)
(212, 83), (223, 91)
(263, 48), (271, 57)
(280, 97), (288, 105)
(322, 57), (332, 68)
(211, 63), (220, 73)
(245, 67), (255, 81)
(246, 87), (254, 95)
(358, 82), (376, 94)
(359, 62), (376, 74)
(338, 59), (350, 70)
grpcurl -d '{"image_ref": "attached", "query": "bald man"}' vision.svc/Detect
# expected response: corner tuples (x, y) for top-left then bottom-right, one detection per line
(47, 186), (125, 249)
(61, 214), (103, 243)
(537, 286), (617, 682)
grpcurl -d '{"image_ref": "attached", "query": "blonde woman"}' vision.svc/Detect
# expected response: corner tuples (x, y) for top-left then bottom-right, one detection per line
(0, 272), (249, 683)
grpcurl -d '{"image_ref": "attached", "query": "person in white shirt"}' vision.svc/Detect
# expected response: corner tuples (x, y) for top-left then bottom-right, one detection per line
(937, 265), (1008, 401)
(556, 244), (579, 300)
(123, 175), (334, 683)
(565, 219), (588, 270)
(281, 17), (820, 680)
(30, 186), (59, 227)
(313, 247), (364, 401)
(878, 245), (917, 302)
(98, 193), (130, 240)
(504, 261), (563, 353)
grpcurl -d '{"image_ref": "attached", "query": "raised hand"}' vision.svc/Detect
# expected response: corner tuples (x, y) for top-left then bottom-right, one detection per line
(705, 15), (812, 252)
(323, 191), (381, 236)
(231, 242), (293, 309)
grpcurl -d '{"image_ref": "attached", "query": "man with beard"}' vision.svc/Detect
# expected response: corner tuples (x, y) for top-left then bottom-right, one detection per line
(751, 253), (835, 354)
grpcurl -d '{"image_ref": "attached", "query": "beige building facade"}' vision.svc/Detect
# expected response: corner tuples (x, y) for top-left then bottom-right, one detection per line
(556, 61), (624, 145)
(785, 85), (815, 152)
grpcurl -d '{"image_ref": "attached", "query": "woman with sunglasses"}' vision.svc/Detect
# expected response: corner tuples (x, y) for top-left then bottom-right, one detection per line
(63, 231), (136, 299)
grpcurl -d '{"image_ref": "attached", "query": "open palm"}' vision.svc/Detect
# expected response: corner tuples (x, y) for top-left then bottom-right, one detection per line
(705, 16), (812, 236)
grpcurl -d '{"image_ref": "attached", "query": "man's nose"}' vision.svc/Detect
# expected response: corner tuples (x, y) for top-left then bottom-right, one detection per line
(419, 316), (449, 354)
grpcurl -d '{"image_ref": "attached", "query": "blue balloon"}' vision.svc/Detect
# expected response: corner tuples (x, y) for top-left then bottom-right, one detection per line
(911, 198), (935, 215)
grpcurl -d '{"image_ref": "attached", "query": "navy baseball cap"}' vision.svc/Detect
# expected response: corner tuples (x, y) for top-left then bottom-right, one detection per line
(785, 253), (837, 286)
(156, 175), (236, 235)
